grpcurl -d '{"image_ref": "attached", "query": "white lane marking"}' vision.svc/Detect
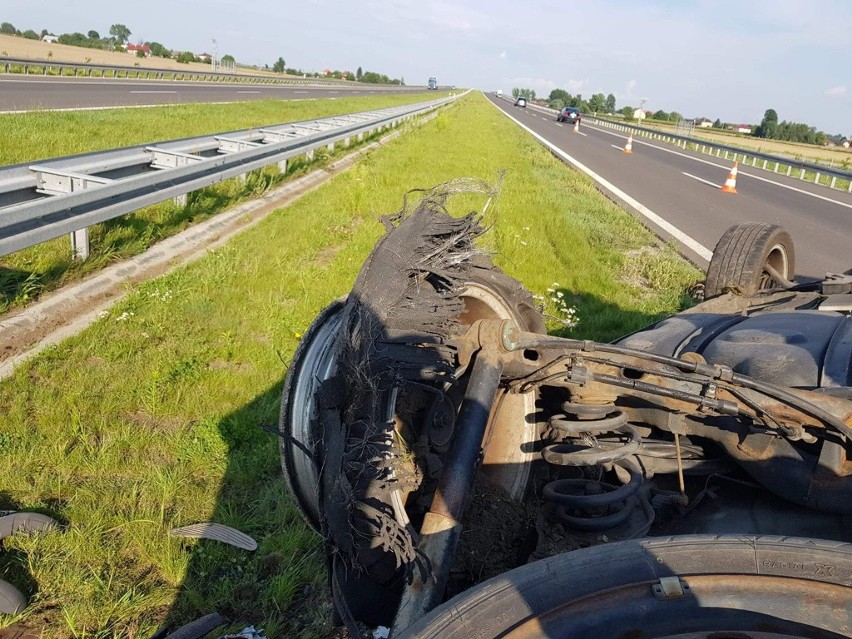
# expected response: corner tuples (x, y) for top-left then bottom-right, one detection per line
(610, 144), (623, 151)
(682, 172), (721, 189)
(555, 123), (563, 127)
(0, 102), (227, 115)
(130, 90), (177, 94)
(294, 90), (309, 93)
(585, 122), (852, 210)
(237, 90), (261, 94)
(490, 100), (713, 262)
(575, 131), (587, 136)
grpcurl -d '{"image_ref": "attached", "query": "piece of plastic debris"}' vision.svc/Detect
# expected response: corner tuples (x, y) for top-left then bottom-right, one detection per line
(220, 626), (267, 639)
(373, 626), (390, 639)
(163, 613), (227, 639)
(0, 512), (58, 539)
(169, 523), (257, 551)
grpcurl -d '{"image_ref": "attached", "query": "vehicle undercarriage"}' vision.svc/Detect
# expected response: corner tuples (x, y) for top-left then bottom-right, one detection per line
(279, 185), (851, 638)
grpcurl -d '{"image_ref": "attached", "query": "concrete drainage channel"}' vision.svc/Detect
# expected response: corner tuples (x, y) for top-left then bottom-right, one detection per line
(0, 104), (451, 381)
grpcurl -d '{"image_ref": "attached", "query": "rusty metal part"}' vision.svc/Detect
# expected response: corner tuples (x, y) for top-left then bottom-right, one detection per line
(393, 347), (506, 636)
(498, 328), (852, 439)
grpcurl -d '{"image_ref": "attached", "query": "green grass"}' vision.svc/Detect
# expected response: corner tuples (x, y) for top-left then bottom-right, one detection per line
(0, 92), (453, 166)
(0, 92), (700, 637)
(0, 93), (453, 314)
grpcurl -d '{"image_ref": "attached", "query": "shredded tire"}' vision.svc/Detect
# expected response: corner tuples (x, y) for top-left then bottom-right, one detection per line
(313, 185), (544, 628)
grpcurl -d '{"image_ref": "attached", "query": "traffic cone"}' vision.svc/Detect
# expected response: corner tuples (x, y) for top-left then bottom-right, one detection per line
(573, 120), (580, 133)
(721, 161), (738, 193)
(623, 134), (633, 153)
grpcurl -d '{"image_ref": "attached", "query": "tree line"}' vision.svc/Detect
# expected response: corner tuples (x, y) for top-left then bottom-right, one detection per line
(753, 108), (830, 145)
(2, 21), (405, 84)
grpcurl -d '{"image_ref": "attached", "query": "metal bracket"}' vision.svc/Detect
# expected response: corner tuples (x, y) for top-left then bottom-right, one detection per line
(258, 128), (305, 143)
(652, 576), (687, 599)
(29, 167), (112, 196)
(214, 136), (264, 154)
(146, 147), (205, 170)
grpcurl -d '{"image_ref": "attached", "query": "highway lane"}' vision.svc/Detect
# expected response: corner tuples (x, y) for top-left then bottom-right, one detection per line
(488, 95), (851, 279)
(0, 75), (423, 111)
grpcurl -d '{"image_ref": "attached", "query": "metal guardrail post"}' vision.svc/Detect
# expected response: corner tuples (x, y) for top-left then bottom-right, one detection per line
(29, 167), (114, 260)
(70, 228), (90, 260)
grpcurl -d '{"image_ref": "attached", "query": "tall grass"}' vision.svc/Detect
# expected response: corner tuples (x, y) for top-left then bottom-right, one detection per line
(0, 92), (699, 637)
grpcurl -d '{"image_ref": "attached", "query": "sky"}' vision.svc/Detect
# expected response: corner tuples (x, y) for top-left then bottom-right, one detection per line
(3, 0), (850, 133)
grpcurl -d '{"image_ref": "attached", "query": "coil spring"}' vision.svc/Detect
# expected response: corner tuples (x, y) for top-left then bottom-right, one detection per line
(541, 401), (648, 532)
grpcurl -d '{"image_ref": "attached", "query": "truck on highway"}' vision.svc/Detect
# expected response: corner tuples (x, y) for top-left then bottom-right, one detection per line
(427, 76), (437, 90)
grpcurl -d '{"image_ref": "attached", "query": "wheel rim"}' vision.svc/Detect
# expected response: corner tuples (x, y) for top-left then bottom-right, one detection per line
(280, 302), (345, 529)
(282, 283), (538, 530)
(759, 243), (790, 289)
(456, 283), (537, 501)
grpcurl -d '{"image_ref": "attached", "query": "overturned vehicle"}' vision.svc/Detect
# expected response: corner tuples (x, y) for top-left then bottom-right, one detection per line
(280, 190), (852, 638)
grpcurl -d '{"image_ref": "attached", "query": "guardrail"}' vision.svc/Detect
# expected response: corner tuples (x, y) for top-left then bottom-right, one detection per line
(0, 56), (422, 89)
(495, 94), (852, 192)
(587, 116), (852, 192)
(0, 94), (462, 258)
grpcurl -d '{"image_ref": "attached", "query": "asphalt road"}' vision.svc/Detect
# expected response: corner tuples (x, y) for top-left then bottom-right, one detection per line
(0, 75), (422, 111)
(488, 95), (851, 279)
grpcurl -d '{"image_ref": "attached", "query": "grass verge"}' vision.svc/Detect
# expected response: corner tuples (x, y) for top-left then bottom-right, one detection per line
(0, 93), (453, 314)
(0, 92), (700, 637)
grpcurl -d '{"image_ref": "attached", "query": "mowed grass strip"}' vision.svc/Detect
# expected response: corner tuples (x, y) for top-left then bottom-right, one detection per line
(0, 92), (453, 165)
(0, 93), (452, 314)
(0, 92), (700, 637)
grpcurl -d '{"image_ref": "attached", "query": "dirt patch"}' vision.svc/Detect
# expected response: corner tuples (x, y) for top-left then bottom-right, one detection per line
(126, 410), (185, 433)
(454, 474), (538, 585)
(0, 621), (45, 639)
(619, 245), (663, 292)
(208, 360), (254, 373)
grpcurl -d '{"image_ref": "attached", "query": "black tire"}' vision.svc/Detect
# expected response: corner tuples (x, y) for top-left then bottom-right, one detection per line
(400, 535), (852, 639)
(705, 223), (795, 298)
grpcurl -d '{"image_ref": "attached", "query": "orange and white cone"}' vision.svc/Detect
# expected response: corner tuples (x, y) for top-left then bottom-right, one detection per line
(573, 120), (580, 133)
(623, 134), (633, 153)
(721, 161), (738, 193)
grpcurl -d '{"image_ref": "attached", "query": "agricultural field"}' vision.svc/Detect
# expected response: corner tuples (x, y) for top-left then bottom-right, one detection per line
(0, 92), (699, 636)
(0, 33), (276, 76)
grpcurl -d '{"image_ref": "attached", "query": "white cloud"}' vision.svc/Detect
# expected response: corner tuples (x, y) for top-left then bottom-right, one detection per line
(565, 79), (587, 93)
(499, 51), (507, 59)
(825, 85), (847, 97)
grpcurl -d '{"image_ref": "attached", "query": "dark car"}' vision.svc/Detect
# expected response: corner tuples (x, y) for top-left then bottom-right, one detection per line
(557, 106), (581, 123)
(514, 97), (526, 107)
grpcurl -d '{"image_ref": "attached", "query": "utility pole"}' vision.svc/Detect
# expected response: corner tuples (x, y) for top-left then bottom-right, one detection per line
(211, 38), (218, 72)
